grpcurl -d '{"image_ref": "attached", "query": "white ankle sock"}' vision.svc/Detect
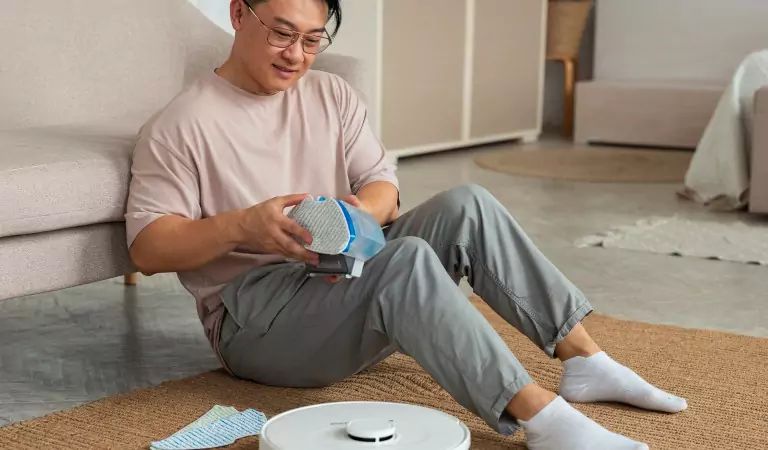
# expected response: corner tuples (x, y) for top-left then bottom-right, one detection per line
(519, 396), (648, 450)
(559, 351), (688, 413)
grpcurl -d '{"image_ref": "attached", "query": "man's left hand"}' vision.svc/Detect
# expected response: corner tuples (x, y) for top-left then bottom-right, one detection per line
(324, 275), (344, 284)
(339, 194), (369, 214)
(324, 195), (370, 284)
(339, 182), (399, 227)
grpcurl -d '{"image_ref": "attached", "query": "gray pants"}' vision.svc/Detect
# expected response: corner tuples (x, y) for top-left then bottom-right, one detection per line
(218, 184), (593, 435)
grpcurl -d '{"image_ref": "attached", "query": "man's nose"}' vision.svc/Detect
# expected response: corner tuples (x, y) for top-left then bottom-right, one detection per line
(282, 39), (305, 63)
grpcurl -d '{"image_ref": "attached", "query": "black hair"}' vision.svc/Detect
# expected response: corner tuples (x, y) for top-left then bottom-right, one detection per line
(323, 0), (342, 38)
(247, 0), (342, 38)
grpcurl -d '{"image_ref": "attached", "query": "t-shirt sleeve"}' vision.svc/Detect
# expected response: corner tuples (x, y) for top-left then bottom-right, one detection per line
(124, 135), (201, 249)
(337, 77), (400, 198)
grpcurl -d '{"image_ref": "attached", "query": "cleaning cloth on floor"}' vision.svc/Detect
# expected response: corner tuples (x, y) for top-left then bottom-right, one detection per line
(150, 407), (267, 450)
(150, 405), (239, 449)
(173, 405), (240, 436)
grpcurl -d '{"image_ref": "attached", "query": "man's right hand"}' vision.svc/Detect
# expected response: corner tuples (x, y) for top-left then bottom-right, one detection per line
(235, 194), (319, 266)
(129, 194), (319, 275)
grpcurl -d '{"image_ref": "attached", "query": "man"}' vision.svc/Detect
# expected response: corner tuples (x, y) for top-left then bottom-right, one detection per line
(126, 0), (687, 448)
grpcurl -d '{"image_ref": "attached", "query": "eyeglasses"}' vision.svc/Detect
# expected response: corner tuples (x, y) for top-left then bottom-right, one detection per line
(242, 0), (332, 55)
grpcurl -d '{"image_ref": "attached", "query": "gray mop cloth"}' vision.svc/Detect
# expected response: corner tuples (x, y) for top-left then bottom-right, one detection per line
(287, 196), (351, 255)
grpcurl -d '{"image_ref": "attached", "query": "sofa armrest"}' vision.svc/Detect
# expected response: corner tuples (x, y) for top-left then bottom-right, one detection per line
(181, 2), (234, 86)
(312, 53), (372, 107)
(311, 53), (377, 134)
(750, 86), (768, 213)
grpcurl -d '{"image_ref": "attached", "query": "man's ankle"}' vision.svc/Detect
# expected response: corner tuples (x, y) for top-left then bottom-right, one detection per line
(506, 384), (558, 421)
(555, 324), (602, 361)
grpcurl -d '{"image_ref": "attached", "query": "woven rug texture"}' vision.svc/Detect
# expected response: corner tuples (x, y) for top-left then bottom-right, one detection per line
(1, 299), (766, 449)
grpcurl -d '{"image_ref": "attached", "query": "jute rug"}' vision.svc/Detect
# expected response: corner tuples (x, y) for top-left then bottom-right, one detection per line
(474, 146), (694, 183)
(2, 298), (767, 450)
(577, 215), (768, 265)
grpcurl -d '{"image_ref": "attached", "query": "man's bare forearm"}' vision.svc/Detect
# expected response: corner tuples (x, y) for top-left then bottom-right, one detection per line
(129, 210), (245, 275)
(355, 181), (399, 226)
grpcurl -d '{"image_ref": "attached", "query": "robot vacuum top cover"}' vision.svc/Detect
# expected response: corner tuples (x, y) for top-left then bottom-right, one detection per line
(259, 401), (471, 450)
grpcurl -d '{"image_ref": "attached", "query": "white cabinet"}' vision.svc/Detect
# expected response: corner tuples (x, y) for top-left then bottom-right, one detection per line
(470, 0), (545, 140)
(329, 0), (547, 159)
(379, 0), (467, 153)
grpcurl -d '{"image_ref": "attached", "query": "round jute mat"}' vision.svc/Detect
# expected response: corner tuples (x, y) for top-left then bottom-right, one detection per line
(475, 146), (694, 183)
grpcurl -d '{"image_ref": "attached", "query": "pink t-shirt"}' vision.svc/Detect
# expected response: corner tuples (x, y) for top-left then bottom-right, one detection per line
(125, 69), (399, 359)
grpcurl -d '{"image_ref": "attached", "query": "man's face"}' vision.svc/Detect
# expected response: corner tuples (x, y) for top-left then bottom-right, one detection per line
(231, 0), (328, 94)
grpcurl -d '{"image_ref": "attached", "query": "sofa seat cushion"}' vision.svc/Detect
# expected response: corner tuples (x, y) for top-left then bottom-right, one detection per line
(0, 122), (139, 239)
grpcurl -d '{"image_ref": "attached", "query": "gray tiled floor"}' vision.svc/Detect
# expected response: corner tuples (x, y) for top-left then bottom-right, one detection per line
(1, 140), (766, 427)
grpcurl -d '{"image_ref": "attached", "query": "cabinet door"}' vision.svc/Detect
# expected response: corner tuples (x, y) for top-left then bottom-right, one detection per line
(381, 0), (467, 151)
(470, 0), (545, 138)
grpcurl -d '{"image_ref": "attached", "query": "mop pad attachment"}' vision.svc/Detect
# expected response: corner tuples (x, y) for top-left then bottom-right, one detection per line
(287, 196), (386, 262)
(287, 196), (354, 255)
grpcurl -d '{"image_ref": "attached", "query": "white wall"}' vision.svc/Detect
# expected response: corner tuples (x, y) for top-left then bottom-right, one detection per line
(595, 0), (768, 83)
(190, 0), (234, 33)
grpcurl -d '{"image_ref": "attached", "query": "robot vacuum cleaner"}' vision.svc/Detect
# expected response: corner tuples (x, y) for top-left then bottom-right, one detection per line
(259, 401), (471, 450)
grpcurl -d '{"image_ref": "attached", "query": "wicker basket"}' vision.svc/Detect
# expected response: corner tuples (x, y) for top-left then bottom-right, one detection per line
(546, 1), (593, 60)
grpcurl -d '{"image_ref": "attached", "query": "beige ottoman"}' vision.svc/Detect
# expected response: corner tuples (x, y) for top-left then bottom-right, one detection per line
(574, 80), (724, 149)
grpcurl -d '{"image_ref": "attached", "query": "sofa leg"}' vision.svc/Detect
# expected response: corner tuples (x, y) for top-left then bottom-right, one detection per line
(124, 273), (138, 285)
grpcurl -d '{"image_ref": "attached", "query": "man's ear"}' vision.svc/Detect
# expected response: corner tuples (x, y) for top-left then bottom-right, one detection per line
(230, 0), (247, 31)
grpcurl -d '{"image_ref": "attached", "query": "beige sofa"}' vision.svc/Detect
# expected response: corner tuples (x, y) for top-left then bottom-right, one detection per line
(0, 1), (368, 301)
(750, 87), (768, 213)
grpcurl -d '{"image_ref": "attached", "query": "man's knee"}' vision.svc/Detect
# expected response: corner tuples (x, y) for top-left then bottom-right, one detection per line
(437, 183), (499, 216)
(386, 236), (437, 261)
(378, 236), (446, 283)
(376, 237), (462, 309)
